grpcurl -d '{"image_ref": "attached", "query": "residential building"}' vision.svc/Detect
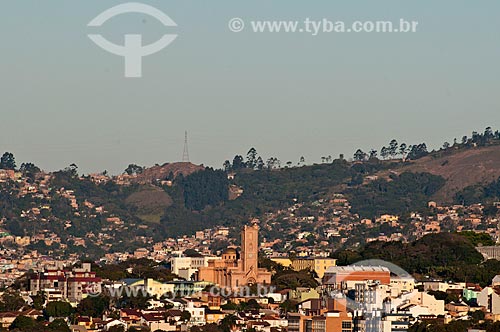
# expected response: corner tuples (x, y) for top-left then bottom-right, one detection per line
(29, 263), (101, 302)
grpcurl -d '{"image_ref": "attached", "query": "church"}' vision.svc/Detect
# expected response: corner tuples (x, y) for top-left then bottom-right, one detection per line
(197, 224), (271, 289)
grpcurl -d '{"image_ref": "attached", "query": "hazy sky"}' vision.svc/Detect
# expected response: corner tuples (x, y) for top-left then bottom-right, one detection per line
(1, 1), (499, 174)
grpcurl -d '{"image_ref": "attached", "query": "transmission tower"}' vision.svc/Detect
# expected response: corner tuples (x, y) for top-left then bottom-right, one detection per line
(182, 131), (190, 162)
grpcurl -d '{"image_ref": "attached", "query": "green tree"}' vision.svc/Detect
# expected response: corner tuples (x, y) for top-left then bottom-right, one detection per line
(256, 156), (265, 170)
(232, 155), (245, 170)
(0, 152), (16, 170)
(76, 295), (109, 317)
(380, 146), (389, 159)
(469, 309), (485, 323)
(272, 269), (318, 290)
(31, 292), (45, 310)
(353, 149), (367, 162)
(0, 292), (25, 311)
(407, 143), (428, 160)
(181, 168), (229, 211)
(181, 310), (191, 322)
(399, 143), (407, 157)
(459, 231), (495, 246)
(10, 316), (38, 331)
(124, 164), (144, 176)
(223, 160), (232, 172)
(45, 301), (73, 318)
(184, 249), (203, 257)
(246, 299), (261, 309)
(128, 327), (143, 332)
(389, 139), (399, 158)
(246, 148), (258, 169)
(19, 162), (40, 175)
(47, 318), (70, 332)
(107, 326), (126, 332)
(220, 302), (239, 310)
(220, 315), (237, 332)
(280, 299), (297, 313)
(487, 321), (500, 332)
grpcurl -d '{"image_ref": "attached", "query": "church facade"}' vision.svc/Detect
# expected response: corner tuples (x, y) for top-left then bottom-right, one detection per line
(197, 224), (271, 289)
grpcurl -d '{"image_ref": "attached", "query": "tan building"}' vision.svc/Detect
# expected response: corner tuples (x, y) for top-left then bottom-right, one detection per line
(292, 258), (337, 278)
(272, 257), (337, 278)
(198, 224), (271, 288)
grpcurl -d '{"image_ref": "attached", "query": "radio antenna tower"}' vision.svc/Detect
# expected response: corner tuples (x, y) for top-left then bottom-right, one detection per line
(182, 131), (190, 162)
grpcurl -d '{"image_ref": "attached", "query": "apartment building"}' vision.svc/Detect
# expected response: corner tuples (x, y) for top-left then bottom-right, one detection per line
(29, 263), (101, 302)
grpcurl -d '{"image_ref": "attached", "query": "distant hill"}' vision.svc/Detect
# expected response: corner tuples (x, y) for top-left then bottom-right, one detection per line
(382, 144), (500, 203)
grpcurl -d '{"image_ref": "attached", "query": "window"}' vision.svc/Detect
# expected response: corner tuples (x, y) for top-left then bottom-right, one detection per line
(342, 321), (352, 329)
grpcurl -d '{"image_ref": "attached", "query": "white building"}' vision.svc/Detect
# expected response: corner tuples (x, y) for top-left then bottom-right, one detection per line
(390, 276), (415, 295)
(185, 301), (205, 326)
(171, 256), (220, 280)
(421, 281), (465, 292)
(398, 291), (445, 317)
(478, 287), (500, 314)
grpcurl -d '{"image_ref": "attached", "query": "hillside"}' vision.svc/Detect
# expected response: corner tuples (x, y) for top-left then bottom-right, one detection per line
(383, 144), (500, 203)
(125, 186), (173, 223)
(131, 162), (204, 184)
(2, 130), (500, 258)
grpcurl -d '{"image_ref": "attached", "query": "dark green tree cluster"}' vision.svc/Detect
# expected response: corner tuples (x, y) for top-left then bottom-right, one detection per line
(159, 158), (387, 238)
(259, 256), (318, 290)
(455, 177), (500, 205)
(124, 164), (144, 176)
(0, 152), (16, 170)
(9, 316), (70, 332)
(76, 295), (109, 317)
(462, 126), (500, 147)
(348, 172), (445, 217)
(19, 162), (41, 179)
(354, 127), (500, 164)
(223, 148), (272, 171)
(44, 301), (73, 318)
(355, 139), (427, 162)
(407, 143), (429, 160)
(181, 168), (229, 211)
(0, 291), (25, 312)
(459, 231), (495, 246)
(94, 258), (178, 282)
